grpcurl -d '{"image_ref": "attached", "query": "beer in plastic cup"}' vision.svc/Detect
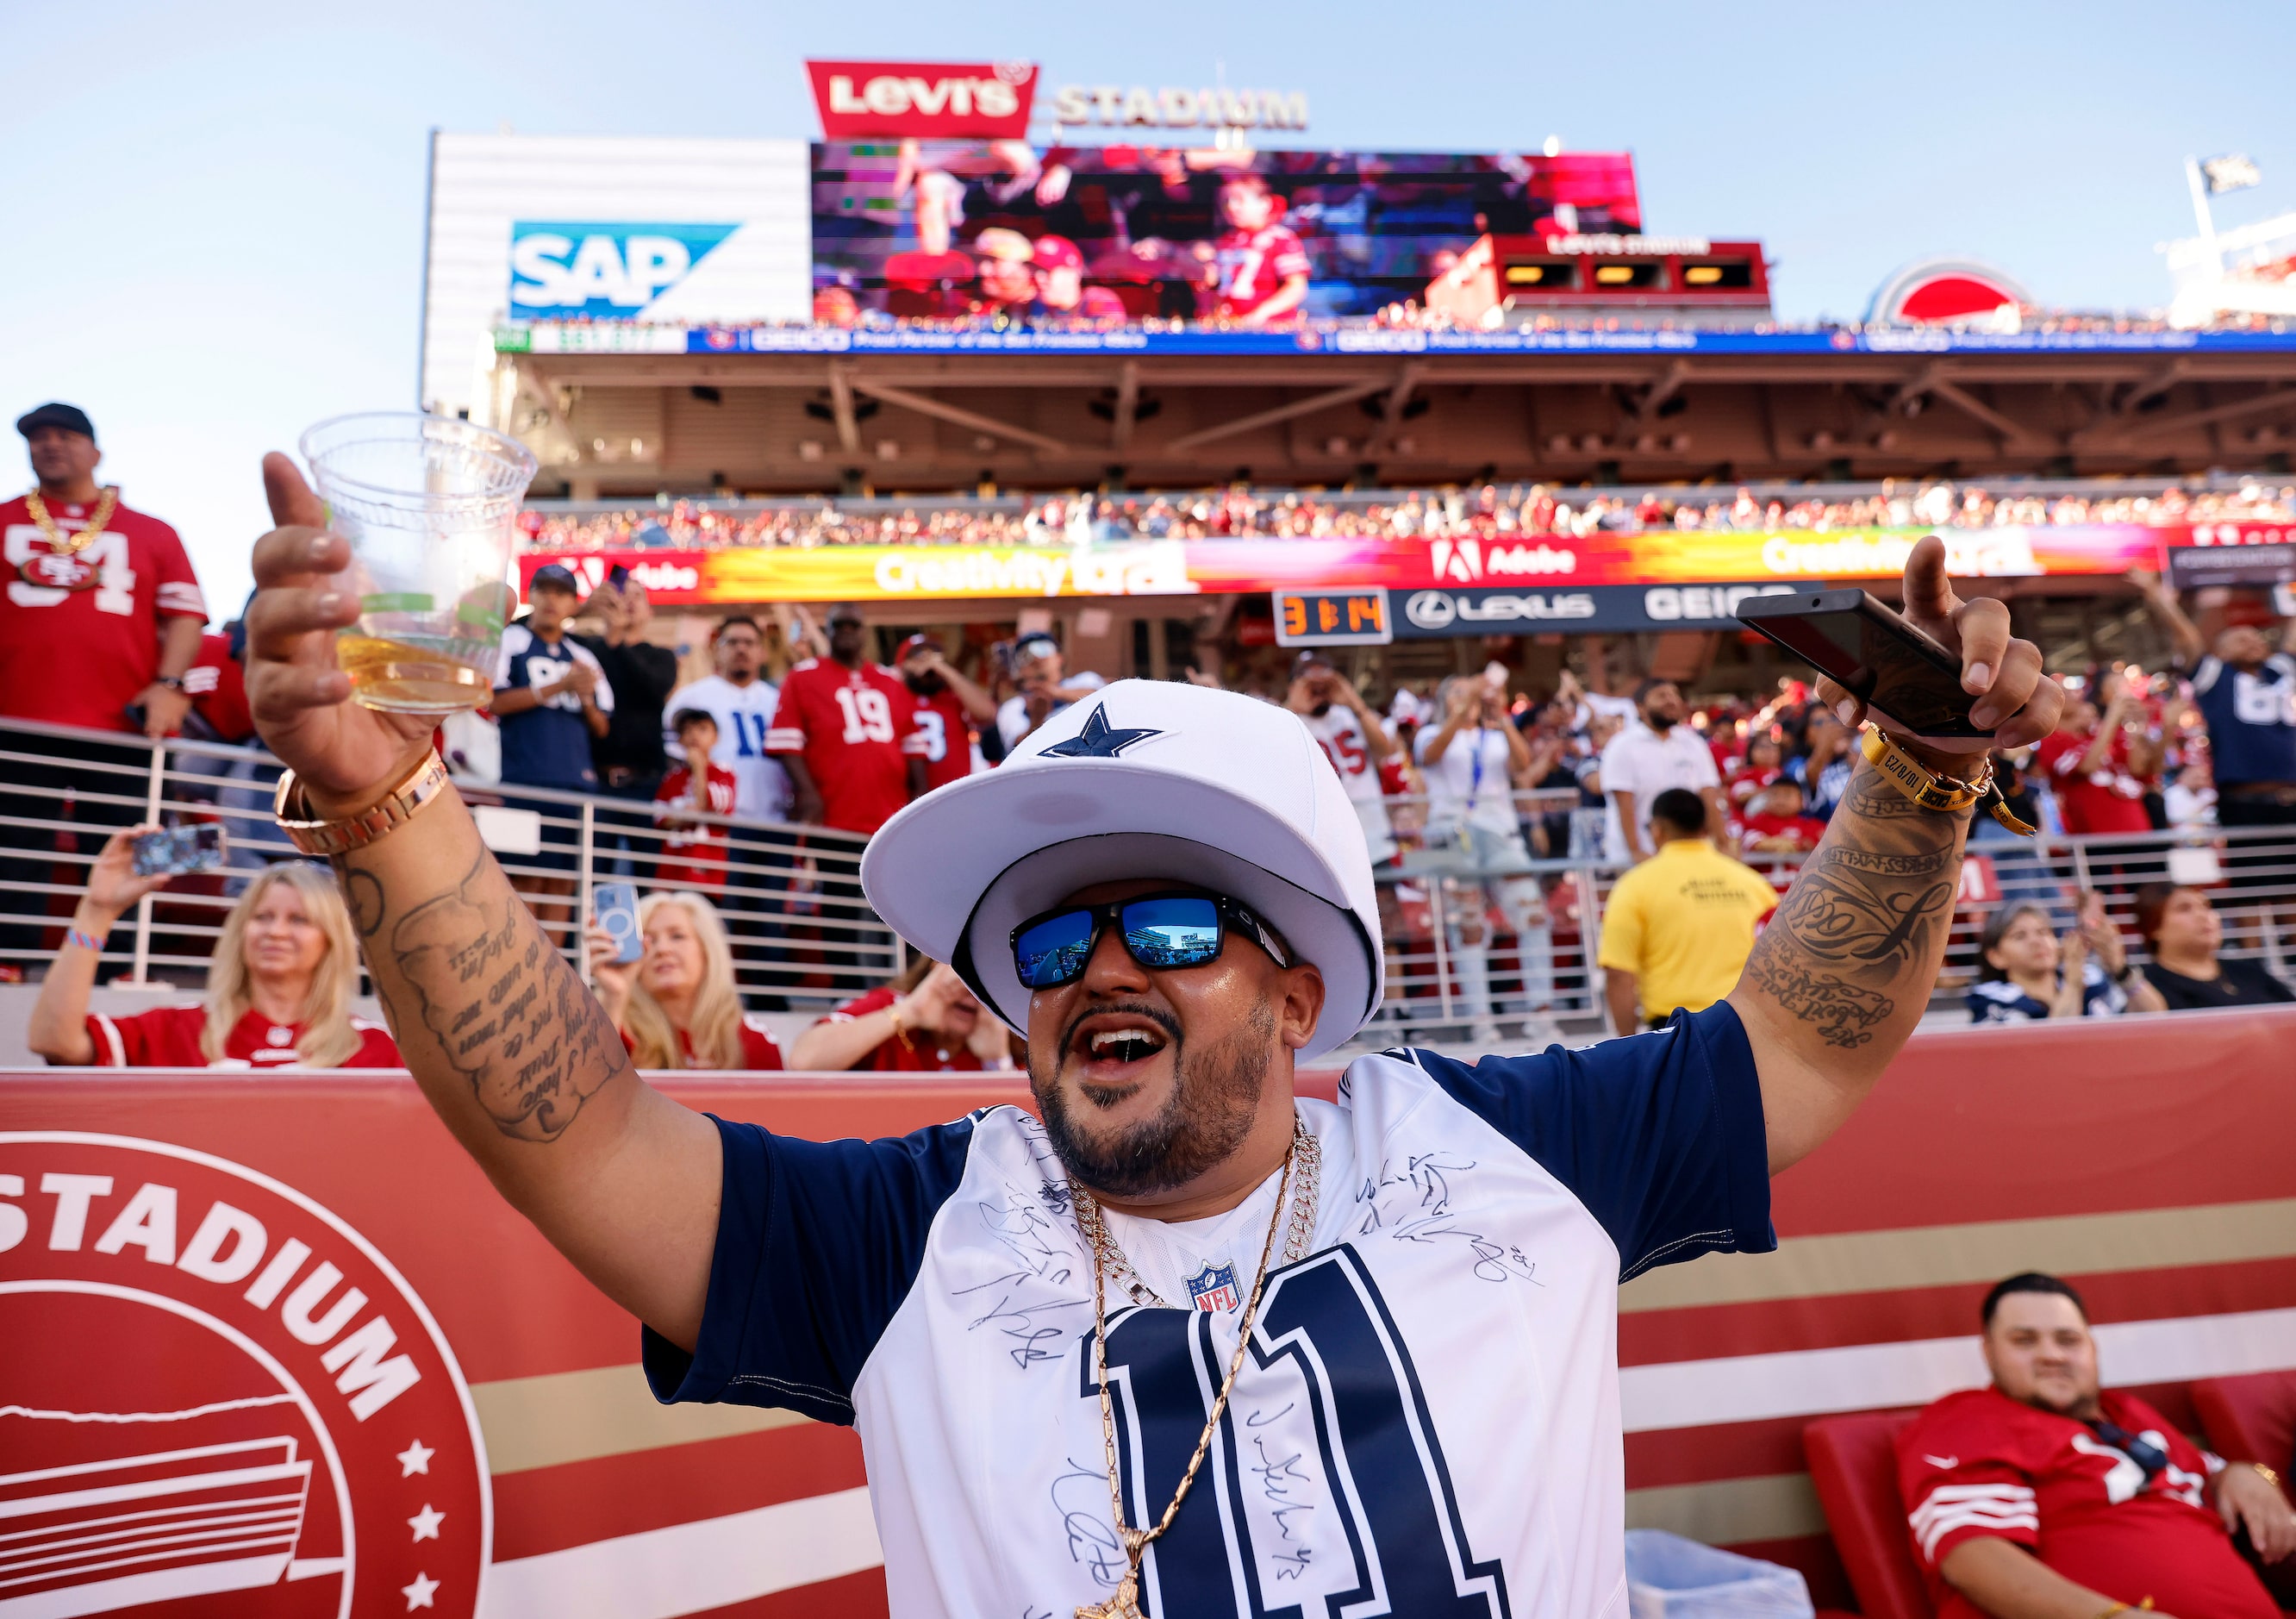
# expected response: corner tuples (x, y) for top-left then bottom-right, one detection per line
(299, 412), (539, 714)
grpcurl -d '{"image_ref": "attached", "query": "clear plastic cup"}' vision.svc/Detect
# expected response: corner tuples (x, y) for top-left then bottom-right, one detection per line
(300, 412), (539, 714)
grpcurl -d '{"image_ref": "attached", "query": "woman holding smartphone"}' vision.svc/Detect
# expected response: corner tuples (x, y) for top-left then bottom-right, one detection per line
(584, 889), (783, 1070)
(28, 828), (401, 1066)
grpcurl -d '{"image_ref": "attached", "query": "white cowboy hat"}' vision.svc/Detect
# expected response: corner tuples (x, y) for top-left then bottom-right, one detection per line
(861, 679), (1382, 1060)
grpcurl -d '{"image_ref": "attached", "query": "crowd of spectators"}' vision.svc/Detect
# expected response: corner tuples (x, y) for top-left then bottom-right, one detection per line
(8, 398), (2294, 1060)
(521, 478), (2296, 554)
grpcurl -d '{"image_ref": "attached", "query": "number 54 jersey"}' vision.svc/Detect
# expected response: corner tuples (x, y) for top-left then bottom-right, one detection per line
(645, 1003), (1775, 1618)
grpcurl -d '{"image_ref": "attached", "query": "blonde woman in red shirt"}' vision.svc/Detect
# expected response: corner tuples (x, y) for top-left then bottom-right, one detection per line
(29, 829), (398, 1067)
(585, 890), (783, 1070)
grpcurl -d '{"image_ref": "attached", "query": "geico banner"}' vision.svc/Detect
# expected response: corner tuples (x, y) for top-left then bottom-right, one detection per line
(1393, 582), (1800, 637)
(518, 524), (2177, 609)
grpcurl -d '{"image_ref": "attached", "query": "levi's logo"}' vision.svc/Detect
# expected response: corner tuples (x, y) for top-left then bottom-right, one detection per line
(806, 59), (1039, 138)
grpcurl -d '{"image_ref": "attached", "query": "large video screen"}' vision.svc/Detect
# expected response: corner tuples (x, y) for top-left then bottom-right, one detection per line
(810, 143), (1641, 323)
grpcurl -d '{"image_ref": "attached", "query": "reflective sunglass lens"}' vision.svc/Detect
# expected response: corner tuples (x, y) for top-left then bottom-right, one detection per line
(1120, 897), (1222, 968)
(1014, 910), (1095, 988)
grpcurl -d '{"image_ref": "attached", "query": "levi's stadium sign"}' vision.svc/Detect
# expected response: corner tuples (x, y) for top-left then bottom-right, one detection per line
(518, 522), (2184, 607)
(805, 59), (1038, 138)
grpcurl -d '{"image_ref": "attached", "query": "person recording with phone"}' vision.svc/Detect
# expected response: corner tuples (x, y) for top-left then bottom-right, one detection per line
(27, 832), (400, 1067)
(583, 889), (783, 1070)
(1416, 671), (1556, 1040)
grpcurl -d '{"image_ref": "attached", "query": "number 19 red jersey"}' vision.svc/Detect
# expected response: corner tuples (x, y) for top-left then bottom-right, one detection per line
(765, 659), (926, 834)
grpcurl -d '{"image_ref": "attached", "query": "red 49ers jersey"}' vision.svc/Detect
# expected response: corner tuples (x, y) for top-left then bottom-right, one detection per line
(1213, 222), (1310, 318)
(908, 685), (975, 791)
(0, 493), (207, 733)
(1896, 1387), (2275, 1619)
(86, 1005), (401, 1069)
(765, 659), (926, 834)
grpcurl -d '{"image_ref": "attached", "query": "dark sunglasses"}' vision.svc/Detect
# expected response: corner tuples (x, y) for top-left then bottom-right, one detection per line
(1010, 891), (1289, 991)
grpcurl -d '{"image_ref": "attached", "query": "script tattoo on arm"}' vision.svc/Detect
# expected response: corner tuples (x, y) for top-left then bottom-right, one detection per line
(1737, 759), (1967, 1051)
(346, 845), (626, 1141)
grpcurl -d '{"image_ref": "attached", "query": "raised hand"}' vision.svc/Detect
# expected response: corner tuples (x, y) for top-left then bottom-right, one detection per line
(583, 920), (637, 1024)
(242, 454), (437, 811)
(81, 827), (174, 922)
(1823, 534), (2063, 757)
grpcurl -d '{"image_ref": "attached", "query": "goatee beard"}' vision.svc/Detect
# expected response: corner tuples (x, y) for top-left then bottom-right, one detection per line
(1033, 1001), (1273, 1198)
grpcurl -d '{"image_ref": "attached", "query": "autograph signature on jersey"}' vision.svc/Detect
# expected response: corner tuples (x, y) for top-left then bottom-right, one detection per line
(1351, 1152), (1544, 1285)
(1050, 1457), (1128, 1585)
(953, 1187), (1088, 1369)
(1245, 1407), (1320, 1579)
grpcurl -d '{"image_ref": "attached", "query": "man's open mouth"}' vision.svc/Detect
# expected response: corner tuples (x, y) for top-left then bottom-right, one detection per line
(1069, 1013), (1172, 1087)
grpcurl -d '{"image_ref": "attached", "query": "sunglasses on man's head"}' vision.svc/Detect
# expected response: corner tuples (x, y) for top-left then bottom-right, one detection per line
(1010, 891), (1290, 991)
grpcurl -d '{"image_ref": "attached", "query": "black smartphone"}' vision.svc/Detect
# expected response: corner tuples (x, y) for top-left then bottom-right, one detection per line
(1736, 589), (1992, 741)
(132, 824), (227, 878)
(607, 563), (630, 590)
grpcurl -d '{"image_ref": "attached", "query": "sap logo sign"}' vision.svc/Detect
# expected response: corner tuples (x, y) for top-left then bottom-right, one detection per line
(509, 222), (737, 318)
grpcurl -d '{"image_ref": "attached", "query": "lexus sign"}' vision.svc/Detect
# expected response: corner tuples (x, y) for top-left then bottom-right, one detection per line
(1396, 582), (1799, 637)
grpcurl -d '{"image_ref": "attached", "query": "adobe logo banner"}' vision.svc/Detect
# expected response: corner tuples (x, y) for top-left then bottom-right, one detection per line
(806, 59), (1038, 138)
(0, 1134), (489, 1618)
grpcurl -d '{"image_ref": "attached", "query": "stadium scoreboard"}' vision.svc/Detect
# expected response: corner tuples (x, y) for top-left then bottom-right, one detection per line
(1274, 587), (1394, 647)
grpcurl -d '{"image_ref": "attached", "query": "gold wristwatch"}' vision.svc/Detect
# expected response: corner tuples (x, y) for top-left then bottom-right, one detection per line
(274, 750), (451, 857)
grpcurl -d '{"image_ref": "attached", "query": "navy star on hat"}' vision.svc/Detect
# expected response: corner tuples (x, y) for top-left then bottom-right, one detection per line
(1040, 704), (1161, 759)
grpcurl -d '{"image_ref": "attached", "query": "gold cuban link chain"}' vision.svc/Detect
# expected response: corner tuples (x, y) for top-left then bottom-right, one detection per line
(25, 485), (119, 556)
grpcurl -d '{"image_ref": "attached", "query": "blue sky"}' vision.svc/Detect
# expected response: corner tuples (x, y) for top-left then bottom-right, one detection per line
(9, 0), (2292, 616)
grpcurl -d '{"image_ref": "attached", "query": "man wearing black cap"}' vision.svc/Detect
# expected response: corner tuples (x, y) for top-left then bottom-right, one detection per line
(0, 403), (208, 966)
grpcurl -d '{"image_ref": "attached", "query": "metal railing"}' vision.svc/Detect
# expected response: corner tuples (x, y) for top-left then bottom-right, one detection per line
(0, 718), (895, 1010)
(3, 717), (2291, 1046)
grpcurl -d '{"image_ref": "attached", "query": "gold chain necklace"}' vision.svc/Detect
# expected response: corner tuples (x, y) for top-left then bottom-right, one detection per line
(1070, 1116), (1319, 1619)
(25, 486), (118, 555)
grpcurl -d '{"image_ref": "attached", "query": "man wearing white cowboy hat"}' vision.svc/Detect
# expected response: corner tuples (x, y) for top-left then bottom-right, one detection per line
(240, 446), (2064, 1619)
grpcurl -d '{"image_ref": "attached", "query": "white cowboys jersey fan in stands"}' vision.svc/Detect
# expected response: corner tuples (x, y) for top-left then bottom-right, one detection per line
(643, 679), (1775, 1618)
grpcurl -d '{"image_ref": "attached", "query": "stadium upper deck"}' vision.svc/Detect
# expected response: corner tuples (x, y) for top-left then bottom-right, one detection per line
(488, 316), (2296, 500)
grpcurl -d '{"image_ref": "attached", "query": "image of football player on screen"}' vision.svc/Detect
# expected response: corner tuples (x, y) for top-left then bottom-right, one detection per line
(1208, 171), (1310, 327)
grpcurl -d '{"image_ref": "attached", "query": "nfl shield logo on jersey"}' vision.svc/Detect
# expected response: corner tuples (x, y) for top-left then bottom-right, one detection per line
(1186, 1262), (1241, 1313)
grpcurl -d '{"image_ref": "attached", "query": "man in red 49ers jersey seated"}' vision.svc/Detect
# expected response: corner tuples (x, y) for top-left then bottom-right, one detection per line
(1897, 1272), (2294, 1619)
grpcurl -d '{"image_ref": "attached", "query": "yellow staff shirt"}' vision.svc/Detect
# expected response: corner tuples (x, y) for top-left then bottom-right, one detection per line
(1597, 838), (1782, 1020)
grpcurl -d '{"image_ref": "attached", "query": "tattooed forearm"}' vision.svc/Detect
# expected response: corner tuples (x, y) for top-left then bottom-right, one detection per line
(1740, 953), (1894, 1048)
(1771, 866), (1953, 972)
(347, 843), (626, 1141)
(1738, 753), (1970, 1052)
(1823, 846), (1953, 878)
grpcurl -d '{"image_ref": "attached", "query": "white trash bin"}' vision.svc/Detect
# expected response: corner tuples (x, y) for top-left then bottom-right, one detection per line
(1625, 1529), (1815, 1619)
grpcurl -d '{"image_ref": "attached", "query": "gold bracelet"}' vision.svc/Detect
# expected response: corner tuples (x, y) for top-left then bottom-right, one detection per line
(1857, 725), (2038, 837)
(2252, 1460), (2284, 1490)
(273, 751), (451, 858)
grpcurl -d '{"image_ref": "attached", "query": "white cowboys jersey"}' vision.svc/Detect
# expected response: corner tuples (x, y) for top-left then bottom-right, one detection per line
(646, 1002), (1773, 1618)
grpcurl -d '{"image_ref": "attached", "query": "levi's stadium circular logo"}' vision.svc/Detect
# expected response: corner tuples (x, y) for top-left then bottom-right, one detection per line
(16, 553), (101, 591)
(0, 1134), (489, 1617)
